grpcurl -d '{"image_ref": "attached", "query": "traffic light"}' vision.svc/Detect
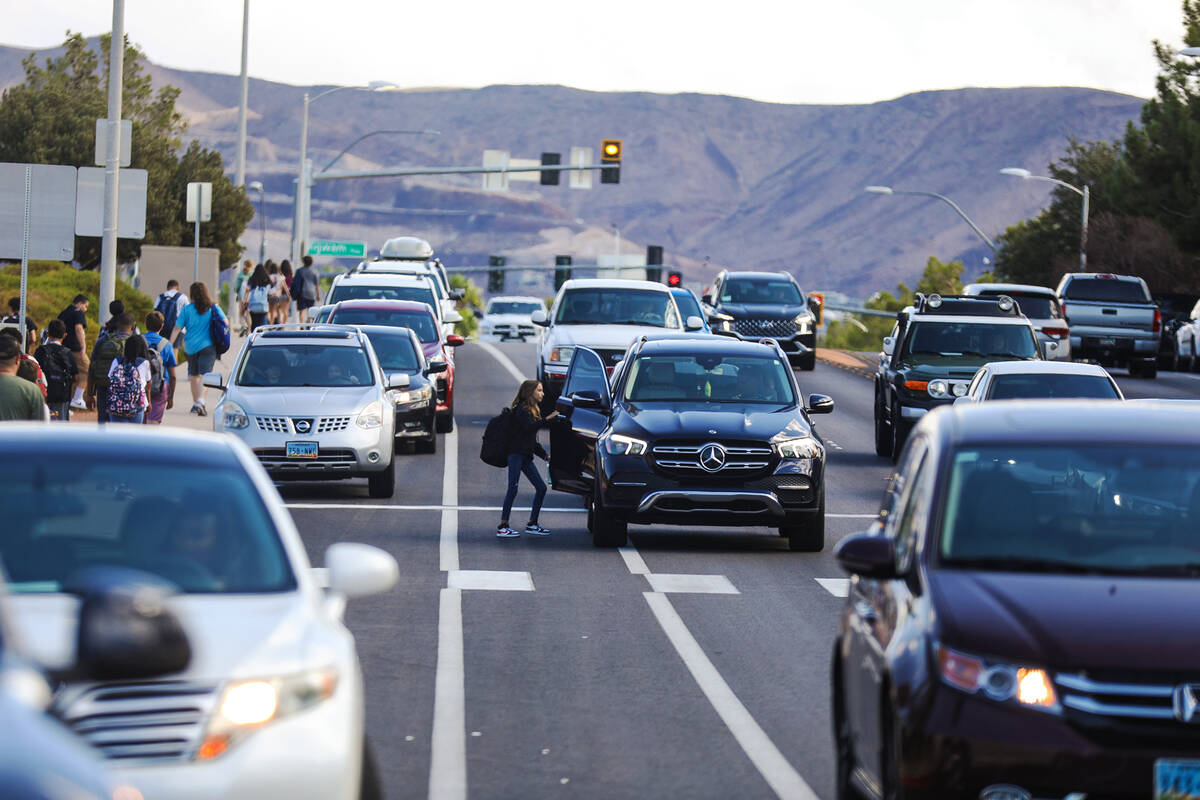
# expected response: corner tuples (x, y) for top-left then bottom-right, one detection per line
(488, 255), (506, 293)
(646, 245), (663, 283)
(554, 255), (572, 291)
(540, 152), (560, 185)
(600, 139), (621, 184)
(667, 271), (683, 287)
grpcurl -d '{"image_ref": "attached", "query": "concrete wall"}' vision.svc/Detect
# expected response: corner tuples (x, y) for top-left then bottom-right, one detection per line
(138, 245), (220, 301)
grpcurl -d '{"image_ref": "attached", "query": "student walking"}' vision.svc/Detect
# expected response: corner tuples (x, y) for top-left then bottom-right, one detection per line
(86, 312), (134, 423)
(292, 255), (322, 322)
(57, 293), (90, 410)
(33, 319), (77, 421)
(106, 334), (151, 424)
(153, 280), (190, 340)
(268, 262), (290, 325)
(242, 264), (272, 331)
(174, 282), (227, 416)
(142, 311), (177, 424)
(0, 335), (46, 422)
(496, 380), (558, 538)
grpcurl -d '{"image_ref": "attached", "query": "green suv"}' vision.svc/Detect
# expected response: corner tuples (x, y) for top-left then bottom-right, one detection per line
(873, 293), (1048, 460)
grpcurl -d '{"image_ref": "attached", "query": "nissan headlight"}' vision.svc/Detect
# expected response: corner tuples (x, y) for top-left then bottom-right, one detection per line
(602, 433), (647, 456)
(936, 644), (1059, 714)
(549, 346), (575, 364)
(196, 668), (339, 760)
(356, 401), (384, 429)
(220, 401), (249, 430)
(773, 435), (812, 458)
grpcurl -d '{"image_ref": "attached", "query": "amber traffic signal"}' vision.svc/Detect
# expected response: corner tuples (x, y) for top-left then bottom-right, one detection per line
(601, 139), (621, 184)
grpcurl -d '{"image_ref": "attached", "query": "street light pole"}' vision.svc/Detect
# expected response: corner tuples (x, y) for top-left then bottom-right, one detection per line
(248, 181), (265, 265)
(999, 168), (1089, 269)
(234, 0), (250, 187)
(99, 0), (126, 329)
(865, 185), (997, 252)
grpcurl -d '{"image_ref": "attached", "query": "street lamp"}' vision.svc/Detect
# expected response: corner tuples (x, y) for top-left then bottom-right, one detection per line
(248, 180), (265, 265)
(319, 129), (441, 173)
(864, 185), (997, 252)
(294, 81), (399, 264)
(999, 168), (1089, 269)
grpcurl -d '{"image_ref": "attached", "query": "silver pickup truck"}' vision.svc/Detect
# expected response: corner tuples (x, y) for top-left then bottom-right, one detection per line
(1056, 273), (1161, 378)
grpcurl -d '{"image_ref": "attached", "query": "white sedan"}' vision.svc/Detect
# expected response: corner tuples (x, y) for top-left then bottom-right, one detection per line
(0, 425), (398, 800)
(954, 360), (1123, 403)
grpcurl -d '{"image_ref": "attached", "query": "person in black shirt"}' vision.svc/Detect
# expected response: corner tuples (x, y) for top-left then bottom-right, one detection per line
(57, 294), (90, 409)
(34, 319), (77, 421)
(497, 380), (558, 538)
(2, 297), (37, 353)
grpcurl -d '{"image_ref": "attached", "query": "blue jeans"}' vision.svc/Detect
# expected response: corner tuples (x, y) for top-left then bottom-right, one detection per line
(109, 409), (145, 424)
(501, 454), (546, 524)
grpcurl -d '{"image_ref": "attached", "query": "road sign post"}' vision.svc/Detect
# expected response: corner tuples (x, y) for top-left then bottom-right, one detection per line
(186, 182), (212, 283)
(307, 240), (366, 259)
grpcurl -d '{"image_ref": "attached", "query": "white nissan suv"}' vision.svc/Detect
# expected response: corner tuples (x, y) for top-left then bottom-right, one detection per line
(533, 278), (703, 405)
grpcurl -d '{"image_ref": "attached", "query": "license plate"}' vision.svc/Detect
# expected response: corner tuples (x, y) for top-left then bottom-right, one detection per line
(1155, 759), (1200, 799)
(285, 441), (319, 459)
(1098, 337), (1116, 347)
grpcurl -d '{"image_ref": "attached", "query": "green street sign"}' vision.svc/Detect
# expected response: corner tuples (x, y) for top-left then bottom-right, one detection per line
(308, 240), (366, 258)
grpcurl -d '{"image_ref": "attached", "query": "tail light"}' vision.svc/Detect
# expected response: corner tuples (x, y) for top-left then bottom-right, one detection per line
(1040, 327), (1069, 338)
(1153, 309), (1162, 333)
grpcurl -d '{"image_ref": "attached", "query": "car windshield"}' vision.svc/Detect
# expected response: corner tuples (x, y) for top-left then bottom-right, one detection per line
(721, 279), (803, 305)
(903, 322), (1040, 360)
(978, 291), (1061, 319)
(671, 291), (702, 320)
(329, 309), (439, 342)
(237, 344), (374, 387)
(939, 445), (1200, 575)
(487, 301), (542, 315)
(362, 330), (421, 372)
(555, 289), (678, 327)
(986, 373), (1119, 400)
(623, 354), (796, 405)
(0, 460), (295, 594)
(1063, 279), (1150, 304)
(329, 284), (437, 308)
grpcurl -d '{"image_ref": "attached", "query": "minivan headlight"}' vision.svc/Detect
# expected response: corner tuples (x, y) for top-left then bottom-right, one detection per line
(221, 401), (250, 430)
(602, 433), (647, 456)
(356, 401), (384, 429)
(197, 668), (339, 760)
(936, 644), (1059, 713)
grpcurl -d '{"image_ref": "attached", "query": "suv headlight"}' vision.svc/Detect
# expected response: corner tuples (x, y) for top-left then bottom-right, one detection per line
(548, 346), (575, 364)
(197, 667), (339, 760)
(220, 401), (249, 430)
(602, 433), (647, 456)
(936, 644), (1059, 713)
(794, 313), (812, 334)
(773, 435), (813, 458)
(394, 385), (433, 408)
(356, 401), (384, 429)
(927, 379), (950, 399)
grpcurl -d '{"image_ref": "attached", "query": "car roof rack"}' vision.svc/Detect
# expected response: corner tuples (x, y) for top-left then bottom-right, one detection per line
(912, 293), (1022, 317)
(252, 322), (361, 340)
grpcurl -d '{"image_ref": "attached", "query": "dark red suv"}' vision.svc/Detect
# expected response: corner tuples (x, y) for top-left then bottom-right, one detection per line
(833, 400), (1200, 800)
(327, 299), (463, 432)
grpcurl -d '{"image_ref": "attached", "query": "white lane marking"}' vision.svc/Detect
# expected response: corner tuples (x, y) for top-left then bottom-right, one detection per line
(618, 547), (651, 575)
(286, 503), (588, 513)
(824, 439), (844, 451)
(430, 428), (467, 799)
(816, 579), (850, 598)
(429, 588), (466, 800)
(475, 339), (529, 386)
(646, 574), (739, 595)
(828, 513), (877, 519)
(448, 570), (535, 592)
(643, 592), (819, 800)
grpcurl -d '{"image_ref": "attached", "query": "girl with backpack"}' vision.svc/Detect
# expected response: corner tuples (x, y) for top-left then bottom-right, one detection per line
(268, 262), (291, 325)
(242, 264), (272, 331)
(496, 380), (558, 538)
(105, 334), (151, 424)
(174, 282), (226, 417)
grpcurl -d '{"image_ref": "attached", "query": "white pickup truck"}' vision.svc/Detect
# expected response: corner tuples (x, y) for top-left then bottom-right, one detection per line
(1056, 273), (1161, 379)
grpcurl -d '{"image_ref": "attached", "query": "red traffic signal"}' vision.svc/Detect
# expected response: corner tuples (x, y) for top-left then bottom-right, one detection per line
(667, 271), (682, 287)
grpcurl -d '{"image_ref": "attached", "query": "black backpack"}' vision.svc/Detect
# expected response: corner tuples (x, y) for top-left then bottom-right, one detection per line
(479, 408), (514, 467)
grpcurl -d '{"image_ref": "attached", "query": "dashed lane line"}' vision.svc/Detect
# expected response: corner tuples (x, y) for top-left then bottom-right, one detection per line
(816, 579), (850, 598)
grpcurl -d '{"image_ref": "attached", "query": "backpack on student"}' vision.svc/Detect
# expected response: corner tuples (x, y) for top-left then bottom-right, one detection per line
(146, 338), (169, 396)
(479, 407), (515, 467)
(209, 306), (230, 356)
(34, 342), (74, 404)
(106, 360), (142, 418)
(247, 285), (270, 313)
(155, 292), (181, 339)
(89, 334), (127, 388)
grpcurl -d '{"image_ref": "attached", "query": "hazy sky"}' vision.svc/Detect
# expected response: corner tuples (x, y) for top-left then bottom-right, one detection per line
(4, 1), (1187, 104)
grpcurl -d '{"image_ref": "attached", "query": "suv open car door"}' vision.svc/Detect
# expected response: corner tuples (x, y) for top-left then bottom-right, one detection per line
(549, 347), (611, 494)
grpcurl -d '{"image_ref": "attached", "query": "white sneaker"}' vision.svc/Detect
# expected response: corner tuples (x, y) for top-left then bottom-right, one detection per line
(69, 398), (88, 411)
(496, 526), (520, 538)
(524, 523), (551, 536)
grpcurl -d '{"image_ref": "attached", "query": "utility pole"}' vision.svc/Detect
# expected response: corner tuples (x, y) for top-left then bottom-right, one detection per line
(99, 0), (126, 329)
(234, 0), (250, 187)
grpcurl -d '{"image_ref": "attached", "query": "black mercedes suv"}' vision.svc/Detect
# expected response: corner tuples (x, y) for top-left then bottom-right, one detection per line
(701, 270), (820, 370)
(549, 336), (834, 551)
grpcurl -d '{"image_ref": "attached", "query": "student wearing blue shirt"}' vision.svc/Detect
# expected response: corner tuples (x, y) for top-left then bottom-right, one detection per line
(142, 310), (178, 423)
(174, 282), (226, 416)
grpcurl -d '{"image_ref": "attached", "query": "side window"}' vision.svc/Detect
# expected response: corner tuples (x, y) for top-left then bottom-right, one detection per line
(966, 369), (985, 398)
(563, 348), (611, 405)
(881, 439), (929, 544)
(665, 300), (680, 329)
(893, 449), (933, 573)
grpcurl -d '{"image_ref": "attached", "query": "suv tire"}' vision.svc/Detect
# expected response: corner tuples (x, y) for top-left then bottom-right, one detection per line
(781, 485), (824, 552)
(367, 459), (396, 499)
(591, 487), (628, 547)
(436, 400), (455, 433)
(874, 394), (891, 458)
(890, 406), (909, 463)
(416, 433), (437, 455)
(791, 352), (816, 371)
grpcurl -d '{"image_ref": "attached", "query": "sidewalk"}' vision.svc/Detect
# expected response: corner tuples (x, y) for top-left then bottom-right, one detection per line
(815, 347), (877, 379)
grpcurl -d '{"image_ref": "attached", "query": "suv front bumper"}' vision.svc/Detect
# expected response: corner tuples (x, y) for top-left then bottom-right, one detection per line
(217, 412), (393, 479)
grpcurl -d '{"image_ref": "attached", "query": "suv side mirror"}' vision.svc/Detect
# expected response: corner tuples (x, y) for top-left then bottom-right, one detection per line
(834, 533), (898, 580)
(445, 334), (465, 347)
(387, 372), (411, 389)
(67, 567), (191, 681)
(806, 394), (834, 414)
(449, 289), (465, 301)
(531, 309), (549, 327)
(325, 543), (399, 599)
(472, 309), (484, 320)
(424, 362), (449, 375)
(882, 336), (896, 357)
(571, 390), (606, 410)
(701, 293), (714, 306)
(684, 315), (704, 331)
(202, 371), (225, 390)
(443, 309), (463, 324)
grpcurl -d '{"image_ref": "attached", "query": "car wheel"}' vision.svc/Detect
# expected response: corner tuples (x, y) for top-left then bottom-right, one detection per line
(890, 406), (909, 463)
(367, 459), (396, 499)
(1141, 359), (1158, 380)
(416, 433), (437, 455)
(798, 351), (816, 371)
(781, 485), (825, 552)
(436, 401), (455, 434)
(359, 735), (382, 800)
(591, 486), (627, 547)
(873, 397), (891, 458)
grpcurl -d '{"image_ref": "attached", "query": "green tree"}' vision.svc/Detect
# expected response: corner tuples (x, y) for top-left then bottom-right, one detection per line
(449, 275), (482, 338)
(0, 33), (252, 270)
(823, 257), (962, 350)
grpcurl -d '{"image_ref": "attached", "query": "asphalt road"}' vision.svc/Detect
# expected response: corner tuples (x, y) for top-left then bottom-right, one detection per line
(279, 344), (1200, 800)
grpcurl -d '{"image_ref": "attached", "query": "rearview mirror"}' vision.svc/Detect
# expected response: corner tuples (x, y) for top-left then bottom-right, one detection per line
(202, 371), (225, 390)
(387, 372), (411, 389)
(445, 334), (465, 347)
(571, 390), (605, 410)
(444, 309), (463, 324)
(450, 289), (465, 301)
(701, 293), (714, 306)
(953, 395), (974, 405)
(834, 533), (897, 579)
(531, 309), (549, 326)
(424, 362), (448, 375)
(472, 309), (484, 320)
(325, 543), (399, 599)
(684, 315), (704, 331)
(806, 394), (834, 414)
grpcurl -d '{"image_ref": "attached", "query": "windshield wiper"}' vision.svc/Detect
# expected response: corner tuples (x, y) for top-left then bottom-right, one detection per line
(1111, 563), (1200, 577)
(984, 352), (1037, 359)
(942, 556), (1116, 574)
(609, 319), (666, 327)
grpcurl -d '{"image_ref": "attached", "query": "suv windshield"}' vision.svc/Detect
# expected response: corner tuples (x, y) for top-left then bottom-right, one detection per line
(555, 289), (678, 327)
(488, 301), (542, 315)
(238, 344), (374, 387)
(329, 309), (439, 342)
(623, 354), (796, 405)
(939, 445), (1200, 575)
(1063, 279), (1150, 304)
(329, 284), (437, 308)
(361, 330), (421, 372)
(722, 279), (803, 305)
(903, 321), (1039, 360)
(987, 373), (1119, 400)
(0, 460), (295, 594)
(977, 291), (1062, 319)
